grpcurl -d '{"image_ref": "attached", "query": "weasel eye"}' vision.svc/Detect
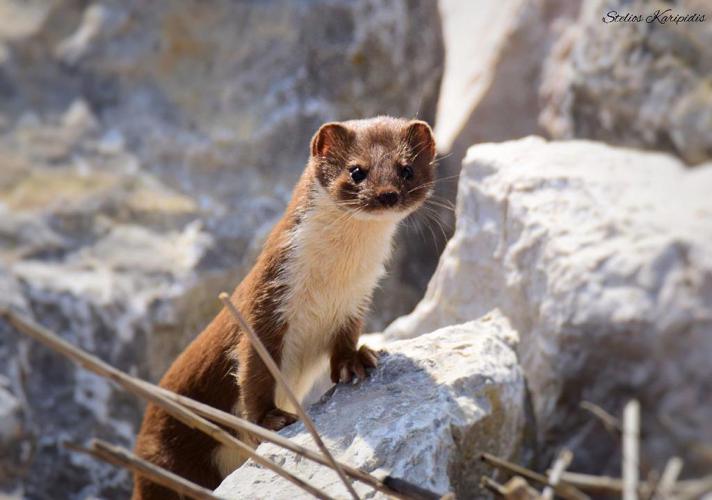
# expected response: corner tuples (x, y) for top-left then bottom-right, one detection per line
(401, 165), (414, 180)
(350, 166), (367, 183)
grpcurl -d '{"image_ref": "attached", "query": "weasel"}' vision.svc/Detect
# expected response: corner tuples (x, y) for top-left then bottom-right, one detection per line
(132, 116), (436, 499)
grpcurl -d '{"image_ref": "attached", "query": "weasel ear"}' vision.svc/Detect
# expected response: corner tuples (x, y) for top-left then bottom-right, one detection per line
(311, 123), (352, 158)
(405, 120), (436, 164)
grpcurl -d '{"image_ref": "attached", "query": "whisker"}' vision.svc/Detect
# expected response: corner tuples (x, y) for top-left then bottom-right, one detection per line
(423, 200), (454, 227)
(430, 199), (457, 211)
(418, 205), (452, 243)
(336, 200), (362, 208)
(434, 151), (455, 163)
(406, 174), (462, 195)
(411, 140), (431, 161)
(402, 214), (427, 248)
(425, 198), (456, 213)
(421, 212), (444, 253)
(405, 211), (440, 255)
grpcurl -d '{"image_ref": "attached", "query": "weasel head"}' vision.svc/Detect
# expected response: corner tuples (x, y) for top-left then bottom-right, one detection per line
(309, 116), (436, 221)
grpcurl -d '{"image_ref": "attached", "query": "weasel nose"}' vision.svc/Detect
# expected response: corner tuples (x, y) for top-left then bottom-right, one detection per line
(376, 191), (399, 207)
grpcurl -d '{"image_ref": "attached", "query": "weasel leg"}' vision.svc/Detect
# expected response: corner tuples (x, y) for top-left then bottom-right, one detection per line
(329, 317), (379, 384)
(331, 344), (379, 384)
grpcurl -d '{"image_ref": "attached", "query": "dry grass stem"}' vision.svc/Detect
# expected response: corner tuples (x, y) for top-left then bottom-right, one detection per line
(65, 439), (223, 500)
(542, 448), (573, 500)
(1, 308), (330, 500)
(7, 303), (704, 500)
(481, 476), (508, 497)
(480, 453), (589, 500)
(481, 476), (539, 500)
(219, 292), (359, 500)
(623, 400), (641, 500)
(580, 401), (622, 435)
(141, 379), (412, 499)
(558, 471), (623, 493)
(654, 457), (683, 499)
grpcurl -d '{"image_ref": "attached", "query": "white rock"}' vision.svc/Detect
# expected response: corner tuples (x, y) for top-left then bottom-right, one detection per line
(217, 312), (527, 499)
(434, 0), (579, 152)
(386, 137), (712, 474)
(539, 0), (712, 165)
(431, 0), (581, 255)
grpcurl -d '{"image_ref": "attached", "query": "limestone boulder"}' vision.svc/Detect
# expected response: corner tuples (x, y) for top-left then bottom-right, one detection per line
(217, 313), (528, 500)
(426, 0), (582, 267)
(540, 0), (712, 165)
(386, 137), (712, 475)
(435, 0), (580, 153)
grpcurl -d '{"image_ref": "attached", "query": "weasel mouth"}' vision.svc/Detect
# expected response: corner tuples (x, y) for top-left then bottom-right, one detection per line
(334, 195), (419, 221)
(351, 201), (416, 221)
(352, 210), (407, 222)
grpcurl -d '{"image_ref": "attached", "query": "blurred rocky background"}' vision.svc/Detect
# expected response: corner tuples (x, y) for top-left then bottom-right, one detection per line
(1, 0), (711, 498)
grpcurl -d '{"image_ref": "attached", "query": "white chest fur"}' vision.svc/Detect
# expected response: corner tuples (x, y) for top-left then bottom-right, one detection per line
(274, 189), (399, 411)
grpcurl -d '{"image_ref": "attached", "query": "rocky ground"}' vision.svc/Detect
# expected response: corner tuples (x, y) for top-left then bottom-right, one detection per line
(1, 0), (711, 498)
(0, 0), (443, 497)
(540, 0), (712, 165)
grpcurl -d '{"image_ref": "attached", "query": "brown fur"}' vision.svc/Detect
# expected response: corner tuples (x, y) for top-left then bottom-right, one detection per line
(132, 117), (436, 499)
(329, 317), (379, 383)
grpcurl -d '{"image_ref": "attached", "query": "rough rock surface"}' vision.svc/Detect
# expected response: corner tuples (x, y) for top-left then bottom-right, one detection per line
(431, 0), (581, 251)
(435, 0), (580, 152)
(0, 0), (444, 331)
(216, 313), (528, 500)
(0, 1), (444, 497)
(540, 0), (712, 165)
(386, 137), (712, 475)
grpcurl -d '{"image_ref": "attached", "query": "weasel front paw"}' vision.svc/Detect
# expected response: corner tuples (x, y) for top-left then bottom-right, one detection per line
(331, 345), (379, 384)
(259, 408), (298, 431)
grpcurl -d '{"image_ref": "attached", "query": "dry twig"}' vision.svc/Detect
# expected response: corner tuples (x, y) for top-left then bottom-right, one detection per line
(481, 476), (539, 500)
(66, 439), (222, 500)
(558, 471), (623, 493)
(480, 453), (589, 500)
(580, 401), (622, 435)
(623, 400), (641, 500)
(542, 448), (573, 500)
(219, 292), (359, 500)
(2, 306), (438, 500)
(141, 380), (414, 499)
(654, 457), (683, 499)
(481, 476), (508, 497)
(1, 308), (330, 500)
